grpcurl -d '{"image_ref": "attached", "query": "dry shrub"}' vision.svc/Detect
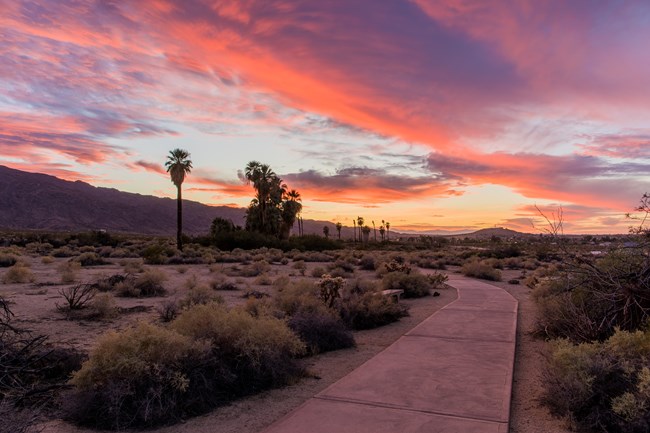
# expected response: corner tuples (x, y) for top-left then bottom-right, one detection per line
(0, 401), (38, 433)
(310, 266), (326, 278)
(179, 286), (223, 309)
(41, 256), (55, 264)
(73, 252), (106, 267)
(254, 274), (273, 285)
(171, 304), (305, 391)
(337, 291), (409, 330)
(88, 293), (117, 319)
(115, 269), (167, 297)
(381, 271), (432, 298)
(2, 264), (35, 284)
(543, 328), (650, 432)
(461, 259), (502, 281)
(122, 260), (144, 274)
(157, 300), (179, 322)
(57, 284), (96, 311)
(274, 280), (322, 316)
(292, 260), (306, 276)
(58, 261), (80, 284)
(358, 255), (376, 270)
(66, 322), (212, 429)
(210, 276), (238, 291)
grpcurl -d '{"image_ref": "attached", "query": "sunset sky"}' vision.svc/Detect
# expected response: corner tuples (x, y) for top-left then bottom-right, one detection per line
(1, 0), (649, 234)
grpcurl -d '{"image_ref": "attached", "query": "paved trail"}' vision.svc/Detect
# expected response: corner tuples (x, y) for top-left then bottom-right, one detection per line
(262, 275), (518, 433)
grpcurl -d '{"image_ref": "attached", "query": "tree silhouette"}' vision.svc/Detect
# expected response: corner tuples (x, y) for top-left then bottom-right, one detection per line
(323, 225), (330, 238)
(353, 219), (357, 242)
(165, 148), (192, 251)
(335, 222), (342, 239)
(379, 224), (386, 241)
(356, 216), (364, 243)
(244, 161), (301, 238)
(385, 221), (391, 241)
(372, 220), (376, 242)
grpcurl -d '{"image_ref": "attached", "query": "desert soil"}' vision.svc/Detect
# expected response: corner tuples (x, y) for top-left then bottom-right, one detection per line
(1, 258), (570, 433)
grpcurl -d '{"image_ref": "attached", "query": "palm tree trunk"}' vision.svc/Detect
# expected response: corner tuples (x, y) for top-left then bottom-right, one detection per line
(177, 185), (183, 251)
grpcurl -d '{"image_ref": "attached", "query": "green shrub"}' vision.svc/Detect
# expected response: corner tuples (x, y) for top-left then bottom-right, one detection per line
(461, 259), (502, 281)
(287, 310), (354, 355)
(543, 328), (650, 432)
(381, 271), (431, 298)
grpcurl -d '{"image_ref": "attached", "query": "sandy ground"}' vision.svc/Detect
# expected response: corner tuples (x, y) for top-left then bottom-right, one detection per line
(1, 257), (571, 433)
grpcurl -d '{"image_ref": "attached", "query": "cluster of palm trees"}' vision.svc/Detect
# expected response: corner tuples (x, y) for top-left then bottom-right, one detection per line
(165, 148), (392, 248)
(243, 161), (302, 239)
(330, 217), (390, 242)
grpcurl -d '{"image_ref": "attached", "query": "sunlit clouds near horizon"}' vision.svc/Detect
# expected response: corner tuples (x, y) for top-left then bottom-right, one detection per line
(1, 0), (649, 233)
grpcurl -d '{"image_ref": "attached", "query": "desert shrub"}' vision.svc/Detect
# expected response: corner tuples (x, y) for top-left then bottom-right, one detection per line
(427, 271), (449, 289)
(122, 260), (144, 274)
(66, 323), (212, 429)
(328, 259), (355, 274)
(274, 280), (323, 316)
(2, 264), (35, 284)
(292, 260), (306, 276)
(180, 286), (223, 308)
(508, 279), (521, 285)
(0, 254), (17, 268)
(58, 261), (80, 283)
(316, 274), (345, 308)
(288, 310), (354, 355)
(238, 260), (270, 277)
(338, 291), (409, 330)
(0, 401), (38, 433)
(88, 293), (117, 319)
(176, 266), (188, 274)
(57, 284), (96, 311)
(210, 276), (238, 291)
(140, 243), (175, 265)
(381, 271), (431, 298)
(358, 255), (376, 270)
(158, 300), (180, 322)
(254, 274), (273, 285)
(310, 266), (326, 278)
(461, 259), (502, 281)
(171, 304), (304, 391)
(115, 269), (166, 297)
(41, 255), (55, 264)
(532, 248), (650, 342)
(90, 274), (127, 292)
(52, 246), (76, 258)
(73, 252), (106, 267)
(542, 328), (650, 432)
(241, 290), (270, 299)
(280, 257), (289, 265)
(382, 257), (412, 275)
(417, 258), (446, 270)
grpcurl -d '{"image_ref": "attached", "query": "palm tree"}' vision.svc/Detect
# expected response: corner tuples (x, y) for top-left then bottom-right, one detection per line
(357, 216), (364, 243)
(323, 225), (330, 238)
(335, 222), (342, 240)
(281, 189), (302, 239)
(379, 224), (386, 241)
(352, 219), (357, 242)
(372, 220), (376, 242)
(165, 148), (192, 251)
(385, 221), (391, 241)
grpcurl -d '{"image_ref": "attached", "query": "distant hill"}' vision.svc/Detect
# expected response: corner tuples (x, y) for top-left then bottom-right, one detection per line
(0, 165), (246, 235)
(0, 165), (360, 238)
(454, 227), (532, 239)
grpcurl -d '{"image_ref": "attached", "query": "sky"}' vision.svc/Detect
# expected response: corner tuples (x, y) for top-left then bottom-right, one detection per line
(1, 0), (650, 234)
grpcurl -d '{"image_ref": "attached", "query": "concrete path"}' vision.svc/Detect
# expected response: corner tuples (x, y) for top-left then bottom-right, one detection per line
(261, 276), (518, 433)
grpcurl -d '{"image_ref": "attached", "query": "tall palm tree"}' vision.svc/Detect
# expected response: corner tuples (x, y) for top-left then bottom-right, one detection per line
(357, 216), (364, 243)
(372, 220), (376, 242)
(352, 219), (357, 242)
(385, 221), (391, 241)
(335, 222), (342, 240)
(165, 148), (192, 251)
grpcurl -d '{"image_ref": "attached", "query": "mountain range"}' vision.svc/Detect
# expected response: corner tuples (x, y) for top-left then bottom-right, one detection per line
(0, 165), (531, 239)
